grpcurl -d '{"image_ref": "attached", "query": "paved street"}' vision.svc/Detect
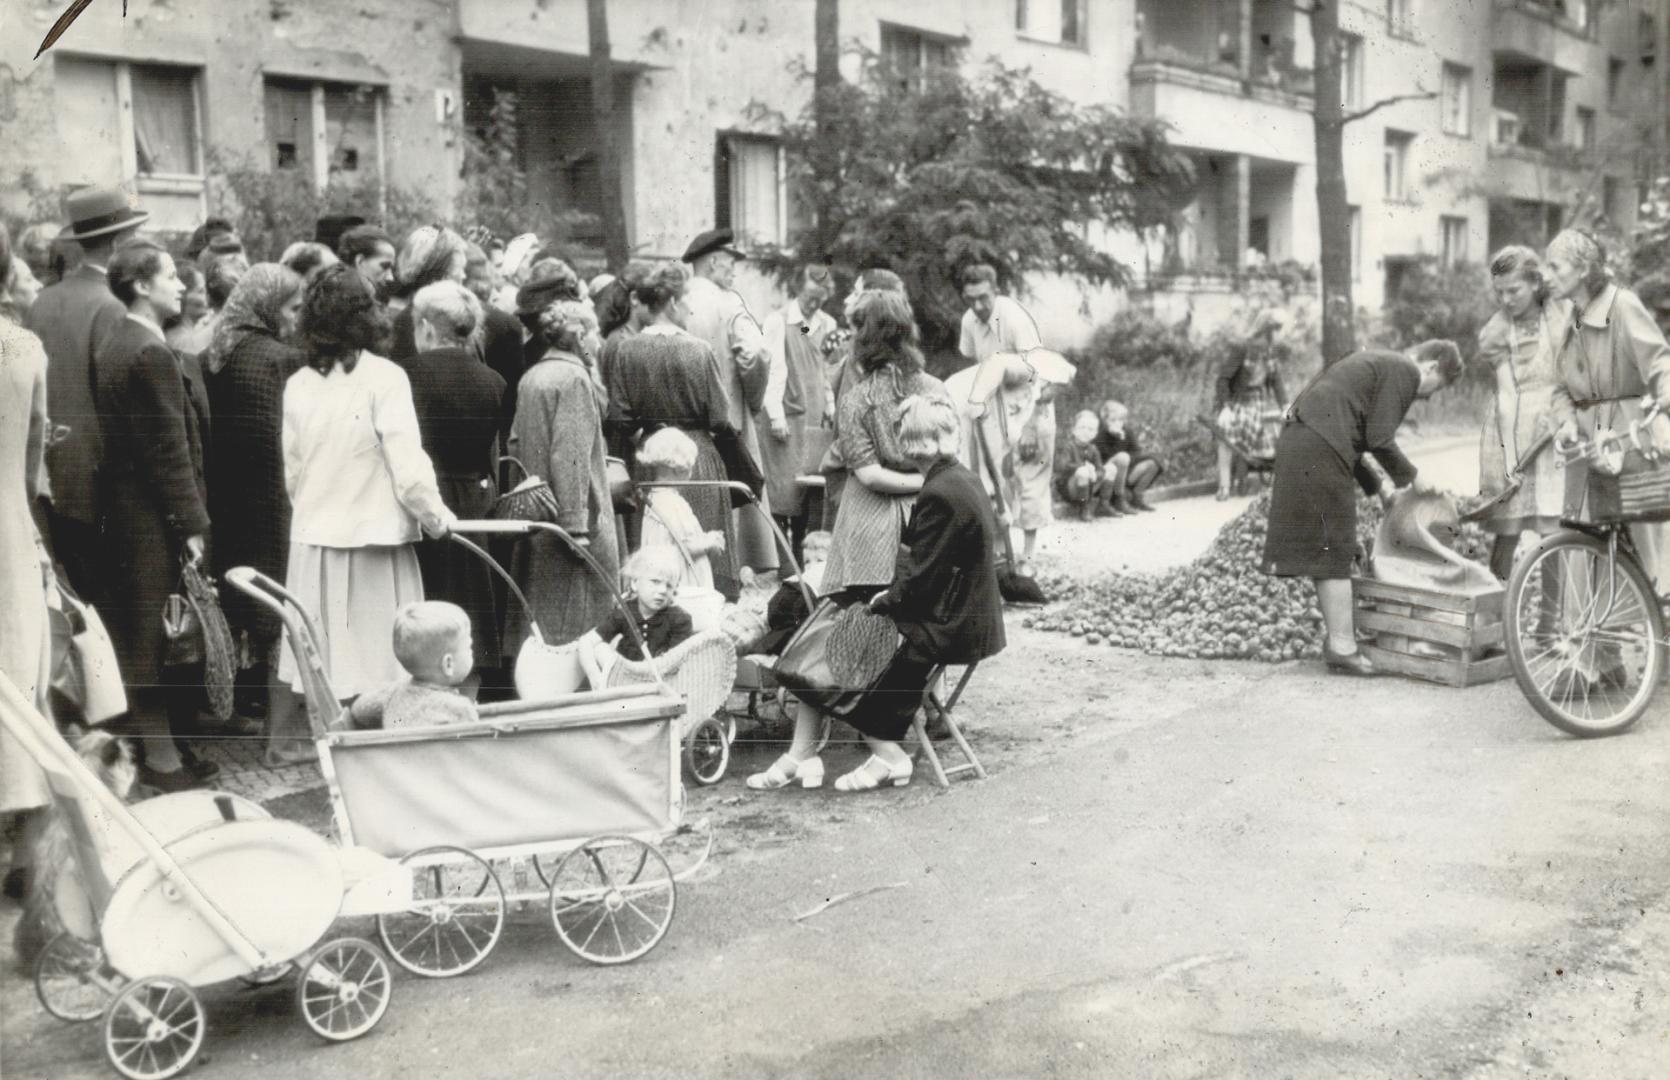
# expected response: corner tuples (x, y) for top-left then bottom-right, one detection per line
(7, 434), (1669, 1079)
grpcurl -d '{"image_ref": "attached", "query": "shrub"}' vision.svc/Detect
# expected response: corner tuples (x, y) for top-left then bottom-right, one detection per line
(207, 152), (436, 263)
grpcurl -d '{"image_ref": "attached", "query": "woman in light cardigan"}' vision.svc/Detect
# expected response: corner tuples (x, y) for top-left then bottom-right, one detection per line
(280, 265), (456, 710)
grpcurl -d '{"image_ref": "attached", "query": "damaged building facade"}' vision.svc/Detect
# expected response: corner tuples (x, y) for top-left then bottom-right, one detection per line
(0, 0), (1660, 339)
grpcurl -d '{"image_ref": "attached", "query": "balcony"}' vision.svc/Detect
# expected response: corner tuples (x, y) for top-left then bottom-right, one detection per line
(1493, 0), (1594, 72)
(1129, 55), (1313, 162)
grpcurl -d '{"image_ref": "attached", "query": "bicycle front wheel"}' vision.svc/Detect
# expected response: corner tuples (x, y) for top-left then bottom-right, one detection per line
(1504, 530), (1664, 737)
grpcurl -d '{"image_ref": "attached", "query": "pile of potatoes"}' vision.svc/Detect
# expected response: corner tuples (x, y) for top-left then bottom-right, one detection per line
(1025, 490), (1494, 663)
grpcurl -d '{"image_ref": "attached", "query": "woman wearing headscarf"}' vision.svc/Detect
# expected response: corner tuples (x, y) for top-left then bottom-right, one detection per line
(281, 265), (456, 705)
(503, 298), (619, 655)
(387, 225), (469, 362)
(205, 263), (310, 763)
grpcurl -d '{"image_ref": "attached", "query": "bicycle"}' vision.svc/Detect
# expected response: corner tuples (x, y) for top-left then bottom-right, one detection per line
(1502, 398), (1670, 737)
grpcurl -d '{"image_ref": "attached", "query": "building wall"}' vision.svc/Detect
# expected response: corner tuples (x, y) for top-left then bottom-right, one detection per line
(0, 0), (462, 232)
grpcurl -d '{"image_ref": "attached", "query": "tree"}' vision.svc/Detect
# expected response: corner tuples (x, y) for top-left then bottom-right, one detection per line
(587, 0), (631, 269)
(1308, 2), (1434, 365)
(750, 54), (1196, 364)
(805, 0), (841, 261)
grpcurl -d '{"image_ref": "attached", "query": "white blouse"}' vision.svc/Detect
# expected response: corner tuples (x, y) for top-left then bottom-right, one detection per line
(282, 351), (453, 547)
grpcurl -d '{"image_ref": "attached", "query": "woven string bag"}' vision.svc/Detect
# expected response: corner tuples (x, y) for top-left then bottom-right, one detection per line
(826, 604), (901, 689)
(180, 562), (237, 722)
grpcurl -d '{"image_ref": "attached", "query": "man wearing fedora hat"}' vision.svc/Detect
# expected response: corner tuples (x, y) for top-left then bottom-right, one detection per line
(26, 185), (149, 598)
(681, 227), (778, 573)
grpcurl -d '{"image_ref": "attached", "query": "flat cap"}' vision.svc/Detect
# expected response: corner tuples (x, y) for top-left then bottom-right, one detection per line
(681, 227), (745, 264)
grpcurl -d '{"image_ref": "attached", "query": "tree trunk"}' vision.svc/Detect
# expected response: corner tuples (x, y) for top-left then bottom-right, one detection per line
(1310, 1), (1357, 365)
(809, 0), (841, 260)
(587, 0), (631, 270)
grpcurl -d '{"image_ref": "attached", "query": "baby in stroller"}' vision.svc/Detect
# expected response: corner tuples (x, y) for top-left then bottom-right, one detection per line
(577, 546), (696, 685)
(345, 601), (478, 729)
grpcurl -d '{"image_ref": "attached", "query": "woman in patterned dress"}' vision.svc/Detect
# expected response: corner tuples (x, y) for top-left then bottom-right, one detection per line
(1474, 246), (1569, 580)
(819, 290), (948, 597)
(1213, 309), (1289, 499)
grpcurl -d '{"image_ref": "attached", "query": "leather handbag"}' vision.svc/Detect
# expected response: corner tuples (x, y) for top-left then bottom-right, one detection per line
(773, 597), (902, 719)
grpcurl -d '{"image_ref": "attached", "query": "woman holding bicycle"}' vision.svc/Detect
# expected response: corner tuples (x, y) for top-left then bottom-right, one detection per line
(1545, 229), (1670, 591)
(1476, 247), (1571, 580)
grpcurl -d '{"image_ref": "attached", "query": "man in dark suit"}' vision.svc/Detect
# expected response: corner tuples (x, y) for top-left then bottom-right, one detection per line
(26, 185), (149, 599)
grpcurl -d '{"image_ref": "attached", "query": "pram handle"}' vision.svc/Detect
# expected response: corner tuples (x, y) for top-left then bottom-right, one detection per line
(224, 567), (344, 740)
(630, 480), (813, 608)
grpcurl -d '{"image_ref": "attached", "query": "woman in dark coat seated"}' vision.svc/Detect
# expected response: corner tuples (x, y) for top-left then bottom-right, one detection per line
(1260, 341), (1462, 677)
(747, 394), (1006, 793)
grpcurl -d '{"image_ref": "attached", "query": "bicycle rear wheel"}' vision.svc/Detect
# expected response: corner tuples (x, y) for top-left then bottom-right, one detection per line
(1504, 530), (1664, 737)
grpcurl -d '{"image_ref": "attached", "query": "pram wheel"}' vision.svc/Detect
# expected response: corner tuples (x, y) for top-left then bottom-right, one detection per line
(102, 976), (205, 1080)
(377, 847), (506, 978)
(683, 715), (730, 786)
(297, 937), (393, 1042)
(36, 932), (114, 1022)
(547, 836), (676, 965)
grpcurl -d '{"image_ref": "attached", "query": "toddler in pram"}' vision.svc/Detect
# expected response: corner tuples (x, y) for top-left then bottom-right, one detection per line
(344, 601), (478, 730)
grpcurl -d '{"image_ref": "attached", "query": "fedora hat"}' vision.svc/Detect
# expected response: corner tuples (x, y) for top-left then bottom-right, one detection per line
(63, 185), (148, 242)
(681, 227), (745, 264)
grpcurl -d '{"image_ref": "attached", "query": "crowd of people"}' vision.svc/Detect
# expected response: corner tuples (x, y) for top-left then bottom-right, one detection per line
(0, 184), (1052, 884)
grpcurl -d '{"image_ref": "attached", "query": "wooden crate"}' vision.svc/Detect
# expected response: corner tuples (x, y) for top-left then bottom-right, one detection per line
(1351, 577), (1511, 688)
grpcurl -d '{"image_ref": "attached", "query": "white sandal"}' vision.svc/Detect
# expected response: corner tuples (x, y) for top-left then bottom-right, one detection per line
(834, 755), (912, 792)
(746, 753), (824, 791)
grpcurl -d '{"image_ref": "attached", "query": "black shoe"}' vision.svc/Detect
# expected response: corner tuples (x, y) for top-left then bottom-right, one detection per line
(1130, 495), (1157, 513)
(138, 765), (205, 794)
(2, 866), (26, 901)
(177, 747), (222, 783)
(1323, 647), (1378, 677)
(1093, 502), (1119, 518)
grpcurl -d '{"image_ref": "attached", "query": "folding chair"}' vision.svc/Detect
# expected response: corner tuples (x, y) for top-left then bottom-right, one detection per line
(910, 664), (987, 788)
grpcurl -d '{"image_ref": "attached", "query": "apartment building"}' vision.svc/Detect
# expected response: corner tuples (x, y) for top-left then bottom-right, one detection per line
(0, 0), (1658, 338)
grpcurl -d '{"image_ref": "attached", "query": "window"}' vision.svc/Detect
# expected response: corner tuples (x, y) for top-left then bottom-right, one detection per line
(880, 24), (956, 92)
(263, 78), (385, 194)
(1608, 57), (1625, 109)
(714, 133), (811, 248)
(1016, 0), (1086, 46)
(1441, 63), (1472, 137)
(1339, 34), (1365, 112)
(1387, 0), (1414, 38)
(1383, 130), (1414, 202)
(1440, 216), (1469, 267)
(1348, 205), (1363, 282)
(1575, 106), (1596, 150)
(53, 57), (204, 225)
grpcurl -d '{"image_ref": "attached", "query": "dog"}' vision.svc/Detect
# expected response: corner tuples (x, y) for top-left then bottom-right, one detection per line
(12, 726), (136, 971)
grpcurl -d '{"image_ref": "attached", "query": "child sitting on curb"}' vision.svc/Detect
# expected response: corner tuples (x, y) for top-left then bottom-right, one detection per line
(1093, 400), (1162, 515)
(345, 601), (478, 730)
(1056, 410), (1118, 520)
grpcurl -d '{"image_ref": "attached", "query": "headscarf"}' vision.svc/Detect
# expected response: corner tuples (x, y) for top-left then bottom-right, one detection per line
(206, 263), (304, 374)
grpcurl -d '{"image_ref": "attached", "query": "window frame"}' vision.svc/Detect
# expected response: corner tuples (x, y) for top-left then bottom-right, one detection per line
(879, 22), (960, 92)
(1015, 0), (1088, 49)
(1440, 62), (1473, 138)
(1439, 215), (1469, 268)
(1607, 56), (1626, 112)
(1387, 0), (1416, 41)
(262, 75), (387, 198)
(1383, 129), (1415, 204)
(1339, 33), (1366, 112)
(1574, 105), (1596, 152)
(57, 56), (206, 198)
(714, 130), (791, 248)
